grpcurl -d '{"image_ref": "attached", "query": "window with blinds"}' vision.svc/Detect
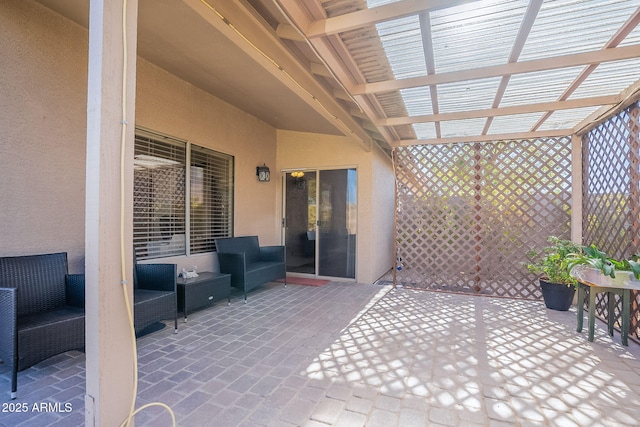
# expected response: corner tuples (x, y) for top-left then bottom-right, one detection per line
(190, 145), (234, 254)
(133, 129), (234, 260)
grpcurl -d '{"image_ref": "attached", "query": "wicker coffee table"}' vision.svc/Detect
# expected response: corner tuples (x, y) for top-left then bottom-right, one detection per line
(176, 272), (231, 322)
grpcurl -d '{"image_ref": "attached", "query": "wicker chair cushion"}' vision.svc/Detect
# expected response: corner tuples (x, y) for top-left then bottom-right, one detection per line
(16, 306), (84, 370)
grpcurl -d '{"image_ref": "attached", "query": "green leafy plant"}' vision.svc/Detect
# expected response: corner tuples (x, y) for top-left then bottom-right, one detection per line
(526, 236), (582, 287)
(566, 244), (640, 280)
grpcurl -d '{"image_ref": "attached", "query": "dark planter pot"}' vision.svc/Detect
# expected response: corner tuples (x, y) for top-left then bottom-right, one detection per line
(540, 279), (575, 311)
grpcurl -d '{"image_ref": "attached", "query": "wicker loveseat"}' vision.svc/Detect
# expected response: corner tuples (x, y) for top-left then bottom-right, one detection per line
(215, 236), (286, 302)
(0, 252), (85, 399)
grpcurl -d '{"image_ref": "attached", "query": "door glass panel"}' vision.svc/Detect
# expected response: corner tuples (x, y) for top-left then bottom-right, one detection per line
(285, 172), (316, 274)
(318, 169), (357, 278)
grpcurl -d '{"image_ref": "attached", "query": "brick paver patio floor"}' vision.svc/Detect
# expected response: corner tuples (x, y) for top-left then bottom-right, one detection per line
(2, 281), (640, 426)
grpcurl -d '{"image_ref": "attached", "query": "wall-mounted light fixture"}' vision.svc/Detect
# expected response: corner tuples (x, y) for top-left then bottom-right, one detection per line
(291, 171), (306, 189)
(256, 164), (270, 182)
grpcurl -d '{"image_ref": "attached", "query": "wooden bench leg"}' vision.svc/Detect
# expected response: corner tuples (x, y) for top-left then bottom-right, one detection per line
(607, 291), (615, 337)
(588, 285), (597, 342)
(622, 289), (630, 346)
(577, 283), (585, 333)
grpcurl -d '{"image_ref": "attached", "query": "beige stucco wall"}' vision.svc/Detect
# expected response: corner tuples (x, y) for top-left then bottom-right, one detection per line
(0, 0), (279, 274)
(0, 0), (88, 272)
(370, 144), (396, 282)
(276, 130), (394, 284)
(135, 58), (279, 271)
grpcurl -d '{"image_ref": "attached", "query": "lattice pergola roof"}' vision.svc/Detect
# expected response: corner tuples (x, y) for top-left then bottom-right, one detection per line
(270, 0), (640, 149)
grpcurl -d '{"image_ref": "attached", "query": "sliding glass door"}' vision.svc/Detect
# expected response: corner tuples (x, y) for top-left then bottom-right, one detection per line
(284, 171), (316, 274)
(284, 169), (356, 279)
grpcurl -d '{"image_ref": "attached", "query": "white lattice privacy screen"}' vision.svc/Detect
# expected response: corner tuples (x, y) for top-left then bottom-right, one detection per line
(393, 137), (572, 299)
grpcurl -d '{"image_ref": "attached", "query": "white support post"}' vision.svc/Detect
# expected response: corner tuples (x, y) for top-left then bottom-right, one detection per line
(571, 134), (583, 244)
(85, 0), (138, 425)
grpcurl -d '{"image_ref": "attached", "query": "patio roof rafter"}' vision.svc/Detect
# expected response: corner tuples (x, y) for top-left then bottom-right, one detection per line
(377, 95), (620, 126)
(418, 13), (441, 138)
(482, 0), (543, 135)
(351, 44), (640, 96)
(531, 6), (640, 132)
(393, 128), (573, 147)
(303, 0), (483, 38)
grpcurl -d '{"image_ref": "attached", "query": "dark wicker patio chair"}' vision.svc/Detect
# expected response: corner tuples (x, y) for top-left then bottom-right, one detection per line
(133, 254), (178, 335)
(215, 236), (286, 302)
(0, 252), (85, 399)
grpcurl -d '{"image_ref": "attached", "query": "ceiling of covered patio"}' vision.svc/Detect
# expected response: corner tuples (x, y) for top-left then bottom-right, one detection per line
(37, 0), (640, 153)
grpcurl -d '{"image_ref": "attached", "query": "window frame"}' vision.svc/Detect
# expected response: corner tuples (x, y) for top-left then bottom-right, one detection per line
(133, 128), (234, 260)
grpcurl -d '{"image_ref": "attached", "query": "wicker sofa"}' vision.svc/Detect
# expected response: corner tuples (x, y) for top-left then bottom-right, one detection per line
(0, 252), (85, 399)
(215, 236), (286, 302)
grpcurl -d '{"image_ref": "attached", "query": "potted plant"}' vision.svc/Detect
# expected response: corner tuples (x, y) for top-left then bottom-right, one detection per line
(566, 244), (640, 287)
(526, 236), (582, 311)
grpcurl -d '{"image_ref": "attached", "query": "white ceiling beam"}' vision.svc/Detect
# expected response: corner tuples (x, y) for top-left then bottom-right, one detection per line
(483, 0), (542, 134)
(333, 88), (353, 102)
(377, 95), (619, 126)
(393, 129), (573, 147)
(418, 13), (441, 138)
(276, 23), (304, 41)
(352, 44), (640, 95)
(350, 108), (369, 120)
(362, 121), (381, 135)
(354, 94), (399, 147)
(310, 61), (332, 77)
(305, 0), (482, 38)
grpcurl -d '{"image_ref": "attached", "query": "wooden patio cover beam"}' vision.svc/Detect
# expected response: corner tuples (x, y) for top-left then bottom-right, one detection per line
(394, 129), (573, 147)
(482, 0), (543, 134)
(304, 0), (482, 38)
(352, 44), (640, 95)
(377, 95), (620, 126)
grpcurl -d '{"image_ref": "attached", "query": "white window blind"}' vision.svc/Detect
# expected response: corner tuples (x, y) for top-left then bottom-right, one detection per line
(133, 129), (233, 260)
(190, 145), (234, 254)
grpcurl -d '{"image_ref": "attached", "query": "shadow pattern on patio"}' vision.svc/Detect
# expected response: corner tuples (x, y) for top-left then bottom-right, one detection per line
(2, 283), (640, 426)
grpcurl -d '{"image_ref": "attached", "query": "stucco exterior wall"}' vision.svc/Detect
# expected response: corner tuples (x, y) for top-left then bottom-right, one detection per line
(371, 146), (396, 282)
(135, 58), (279, 271)
(276, 130), (394, 284)
(0, 0), (88, 272)
(1, 0), (279, 273)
